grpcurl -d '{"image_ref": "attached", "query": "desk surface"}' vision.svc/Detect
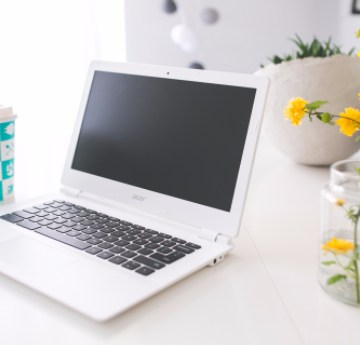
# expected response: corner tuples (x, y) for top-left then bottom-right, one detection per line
(3, 124), (360, 345)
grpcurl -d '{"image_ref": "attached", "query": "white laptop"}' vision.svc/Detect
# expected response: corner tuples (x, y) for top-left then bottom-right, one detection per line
(0, 61), (268, 321)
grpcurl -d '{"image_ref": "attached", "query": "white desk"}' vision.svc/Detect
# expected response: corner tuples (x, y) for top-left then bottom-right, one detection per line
(2, 122), (359, 344)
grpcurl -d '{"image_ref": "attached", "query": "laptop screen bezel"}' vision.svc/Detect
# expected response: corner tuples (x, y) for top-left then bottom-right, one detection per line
(62, 61), (268, 239)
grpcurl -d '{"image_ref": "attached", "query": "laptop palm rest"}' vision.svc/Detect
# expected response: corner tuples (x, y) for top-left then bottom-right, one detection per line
(0, 236), (77, 276)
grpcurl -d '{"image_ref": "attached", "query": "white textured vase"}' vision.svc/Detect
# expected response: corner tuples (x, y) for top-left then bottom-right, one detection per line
(255, 55), (360, 166)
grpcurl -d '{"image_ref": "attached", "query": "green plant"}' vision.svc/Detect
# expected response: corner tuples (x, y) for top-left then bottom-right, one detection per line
(260, 34), (355, 67)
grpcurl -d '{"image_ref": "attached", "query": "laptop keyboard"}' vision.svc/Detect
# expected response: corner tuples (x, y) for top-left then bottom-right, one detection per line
(0, 200), (201, 276)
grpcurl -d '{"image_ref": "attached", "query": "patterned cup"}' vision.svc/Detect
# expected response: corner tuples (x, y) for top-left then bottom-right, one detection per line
(0, 106), (16, 202)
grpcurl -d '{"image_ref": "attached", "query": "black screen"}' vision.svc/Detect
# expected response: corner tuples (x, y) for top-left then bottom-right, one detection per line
(72, 71), (256, 212)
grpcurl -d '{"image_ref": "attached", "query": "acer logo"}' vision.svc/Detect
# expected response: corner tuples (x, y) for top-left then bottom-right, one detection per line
(132, 194), (146, 202)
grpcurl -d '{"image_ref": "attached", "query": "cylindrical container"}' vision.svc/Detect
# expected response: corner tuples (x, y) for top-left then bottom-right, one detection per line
(320, 160), (360, 306)
(0, 106), (16, 202)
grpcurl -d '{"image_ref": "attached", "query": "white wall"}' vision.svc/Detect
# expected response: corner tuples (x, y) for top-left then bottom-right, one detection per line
(0, 0), (126, 195)
(124, 0), (352, 73)
(338, 0), (360, 51)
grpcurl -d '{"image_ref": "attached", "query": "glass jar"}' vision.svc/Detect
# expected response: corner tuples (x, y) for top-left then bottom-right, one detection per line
(320, 160), (360, 306)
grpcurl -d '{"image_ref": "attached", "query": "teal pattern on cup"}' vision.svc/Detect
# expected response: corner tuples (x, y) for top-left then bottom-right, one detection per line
(0, 120), (15, 201)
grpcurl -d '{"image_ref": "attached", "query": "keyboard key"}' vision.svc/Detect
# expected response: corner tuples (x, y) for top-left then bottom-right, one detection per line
(109, 246), (125, 254)
(71, 216), (84, 223)
(133, 239), (148, 245)
(121, 235), (137, 242)
(135, 266), (155, 276)
(112, 230), (125, 237)
(98, 242), (114, 249)
(67, 230), (81, 237)
(53, 210), (66, 216)
(127, 229), (141, 235)
(34, 204), (48, 210)
(122, 261), (141, 270)
(96, 218), (108, 224)
(144, 229), (158, 235)
(103, 235), (118, 243)
(92, 231), (107, 239)
(34, 211), (47, 218)
(137, 233), (153, 239)
(172, 237), (186, 244)
(73, 224), (87, 231)
(36, 227), (91, 250)
(126, 244), (141, 251)
(23, 207), (40, 214)
(114, 240), (130, 247)
(173, 244), (194, 254)
(101, 227), (115, 234)
(38, 219), (52, 226)
(47, 223), (62, 230)
(59, 205), (71, 211)
(86, 215), (99, 221)
(1, 213), (23, 223)
(45, 214), (58, 221)
(138, 248), (153, 256)
(158, 233), (172, 239)
(62, 213), (75, 219)
(85, 247), (103, 255)
(82, 228), (97, 235)
(50, 202), (63, 208)
(97, 251), (114, 260)
(133, 255), (165, 270)
(63, 220), (76, 227)
(56, 226), (71, 233)
(145, 243), (160, 250)
(80, 220), (94, 226)
(150, 251), (185, 264)
(162, 240), (176, 247)
(17, 220), (41, 230)
(53, 217), (67, 224)
(109, 256), (127, 265)
(150, 236), (164, 243)
(105, 221), (119, 228)
(44, 207), (56, 213)
(186, 242), (201, 250)
(29, 216), (43, 222)
(90, 223), (105, 230)
(132, 225), (145, 230)
(157, 246), (173, 254)
(13, 211), (33, 219)
(87, 238), (102, 245)
(121, 251), (137, 259)
(77, 234), (92, 241)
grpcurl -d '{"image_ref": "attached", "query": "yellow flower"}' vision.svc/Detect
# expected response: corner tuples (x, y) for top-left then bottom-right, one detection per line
(356, 29), (360, 38)
(357, 52), (360, 58)
(336, 107), (360, 137)
(283, 97), (309, 126)
(322, 237), (354, 254)
(335, 198), (345, 207)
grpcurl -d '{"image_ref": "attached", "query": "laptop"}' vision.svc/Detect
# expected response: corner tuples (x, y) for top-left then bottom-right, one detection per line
(0, 61), (268, 321)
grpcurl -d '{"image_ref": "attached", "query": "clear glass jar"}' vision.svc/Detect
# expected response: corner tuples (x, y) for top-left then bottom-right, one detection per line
(320, 160), (360, 306)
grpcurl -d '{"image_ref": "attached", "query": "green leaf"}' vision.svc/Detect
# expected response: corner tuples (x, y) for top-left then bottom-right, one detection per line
(321, 260), (336, 266)
(355, 134), (360, 142)
(321, 112), (332, 124)
(306, 100), (328, 111)
(327, 274), (347, 285)
(355, 167), (360, 175)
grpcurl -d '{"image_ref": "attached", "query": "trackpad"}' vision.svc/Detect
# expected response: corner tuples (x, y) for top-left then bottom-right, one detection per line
(0, 236), (78, 276)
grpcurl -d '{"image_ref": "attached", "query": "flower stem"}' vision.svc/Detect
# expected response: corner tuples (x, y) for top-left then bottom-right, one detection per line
(313, 111), (360, 127)
(353, 216), (360, 304)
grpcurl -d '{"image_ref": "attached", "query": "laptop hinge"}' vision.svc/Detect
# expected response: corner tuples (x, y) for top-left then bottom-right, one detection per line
(199, 228), (219, 243)
(61, 187), (83, 198)
(199, 228), (233, 245)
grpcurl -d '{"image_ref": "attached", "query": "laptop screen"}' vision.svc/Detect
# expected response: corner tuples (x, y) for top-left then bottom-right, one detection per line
(71, 71), (256, 212)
